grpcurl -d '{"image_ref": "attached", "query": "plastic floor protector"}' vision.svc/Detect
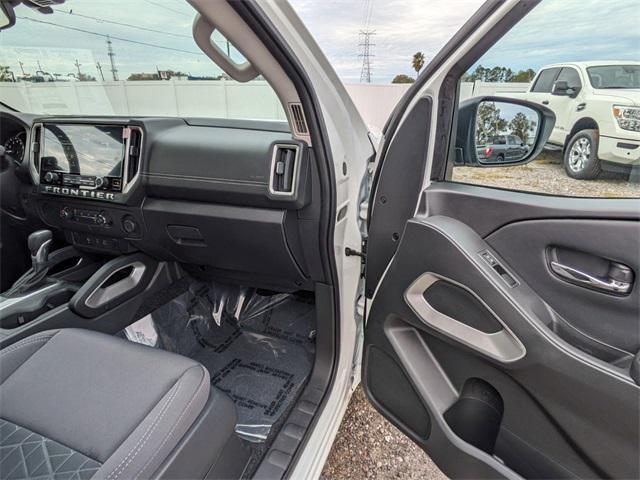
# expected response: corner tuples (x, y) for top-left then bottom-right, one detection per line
(125, 281), (316, 443)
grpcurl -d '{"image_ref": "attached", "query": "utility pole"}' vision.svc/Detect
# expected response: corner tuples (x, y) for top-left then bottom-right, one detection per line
(74, 59), (82, 79)
(18, 61), (25, 76)
(96, 62), (105, 82)
(106, 35), (118, 81)
(358, 30), (375, 83)
(37, 60), (43, 72)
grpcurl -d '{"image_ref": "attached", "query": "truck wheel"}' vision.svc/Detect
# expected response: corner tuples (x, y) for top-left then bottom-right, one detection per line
(564, 129), (601, 179)
(496, 154), (505, 163)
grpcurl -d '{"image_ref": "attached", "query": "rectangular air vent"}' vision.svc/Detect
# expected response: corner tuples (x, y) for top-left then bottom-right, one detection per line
(289, 103), (308, 136)
(269, 144), (299, 195)
(124, 126), (143, 189)
(32, 125), (42, 172)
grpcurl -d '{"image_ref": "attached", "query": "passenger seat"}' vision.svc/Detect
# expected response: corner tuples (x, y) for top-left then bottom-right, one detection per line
(0, 329), (244, 480)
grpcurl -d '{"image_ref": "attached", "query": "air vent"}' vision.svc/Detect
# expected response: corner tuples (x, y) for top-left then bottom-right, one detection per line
(289, 103), (308, 136)
(269, 144), (299, 195)
(124, 126), (143, 189)
(32, 125), (42, 172)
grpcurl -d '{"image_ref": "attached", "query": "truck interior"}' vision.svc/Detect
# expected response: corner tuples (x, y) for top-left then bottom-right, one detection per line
(0, 1), (342, 478)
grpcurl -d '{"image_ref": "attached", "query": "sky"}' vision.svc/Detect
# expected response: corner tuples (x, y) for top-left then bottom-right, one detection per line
(0, 0), (638, 84)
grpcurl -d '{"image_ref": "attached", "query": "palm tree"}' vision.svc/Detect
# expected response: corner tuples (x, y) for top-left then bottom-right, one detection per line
(411, 52), (426, 77)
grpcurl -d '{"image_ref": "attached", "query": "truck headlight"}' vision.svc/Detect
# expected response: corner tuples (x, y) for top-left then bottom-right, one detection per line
(612, 105), (640, 132)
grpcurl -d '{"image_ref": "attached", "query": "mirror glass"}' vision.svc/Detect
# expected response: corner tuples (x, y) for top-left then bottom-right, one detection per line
(475, 101), (540, 165)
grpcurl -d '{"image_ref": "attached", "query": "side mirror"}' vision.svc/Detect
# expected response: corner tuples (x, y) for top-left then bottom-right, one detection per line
(552, 80), (580, 97)
(456, 96), (555, 167)
(0, 1), (15, 31)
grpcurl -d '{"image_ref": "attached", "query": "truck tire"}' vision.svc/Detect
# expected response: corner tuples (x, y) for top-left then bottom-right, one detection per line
(564, 129), (601, 180)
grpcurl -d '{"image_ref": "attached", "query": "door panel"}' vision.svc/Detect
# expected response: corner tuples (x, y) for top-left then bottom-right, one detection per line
(486, 218), (639, 357)
(364, 195), (640, 479)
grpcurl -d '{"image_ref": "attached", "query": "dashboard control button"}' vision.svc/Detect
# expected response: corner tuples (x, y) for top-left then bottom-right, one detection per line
(95, 176), (108, 188)
(122, 217), (137, 234)
(60, 206), (72, 219)
(96, 212), (111, 226)
(44, 172), (59, 183)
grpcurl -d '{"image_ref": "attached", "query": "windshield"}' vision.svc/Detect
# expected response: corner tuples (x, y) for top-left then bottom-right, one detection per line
(587, 65), (640, 89)
(0, 1), (286, 120)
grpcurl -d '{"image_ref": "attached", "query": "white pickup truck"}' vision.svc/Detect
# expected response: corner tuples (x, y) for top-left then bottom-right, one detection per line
(518, 61), (640, 179)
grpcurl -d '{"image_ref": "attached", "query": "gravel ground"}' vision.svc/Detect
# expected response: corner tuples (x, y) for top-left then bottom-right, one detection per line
(321, 386), (447, 480)
(452, 151), (639, 198)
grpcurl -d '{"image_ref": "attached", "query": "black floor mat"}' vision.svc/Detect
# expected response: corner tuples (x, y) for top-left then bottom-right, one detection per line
(146, 281), (316, 443)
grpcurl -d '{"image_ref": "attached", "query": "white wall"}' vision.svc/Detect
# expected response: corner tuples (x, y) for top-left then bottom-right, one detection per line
(344, 81), (529, 132)
(0, 79), (288, 121)
(0, 80), (529, 131)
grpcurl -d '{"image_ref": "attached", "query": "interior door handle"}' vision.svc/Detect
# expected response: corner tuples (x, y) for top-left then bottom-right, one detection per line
(550, 261), (632, 295)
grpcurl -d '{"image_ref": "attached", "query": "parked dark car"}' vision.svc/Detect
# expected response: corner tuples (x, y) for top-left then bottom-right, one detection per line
(476, 134), (529, 163)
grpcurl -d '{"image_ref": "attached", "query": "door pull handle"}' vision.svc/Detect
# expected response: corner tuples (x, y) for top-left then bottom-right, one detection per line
(550, 261), (632, 295)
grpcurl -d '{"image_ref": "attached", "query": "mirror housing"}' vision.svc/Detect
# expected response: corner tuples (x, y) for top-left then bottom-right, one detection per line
(552, 80), (580, 98)
(0, 1), (15, 31)
(455, 96), (555, 167)
(552, 80), (570, 95)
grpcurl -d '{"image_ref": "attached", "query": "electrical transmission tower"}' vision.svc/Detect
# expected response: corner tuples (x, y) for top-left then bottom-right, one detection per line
(106, 35), (118, 81)
(358, 30), (375, 83)
(358, 0), (375, 83)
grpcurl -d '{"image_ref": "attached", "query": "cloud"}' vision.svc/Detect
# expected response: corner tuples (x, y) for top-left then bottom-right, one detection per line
(0, 0), (227, 79)
(290, 0), (484, 82)
(0, 0), (637, 85)
(291, 0), (639, 82)
(469, 0), (639, 72)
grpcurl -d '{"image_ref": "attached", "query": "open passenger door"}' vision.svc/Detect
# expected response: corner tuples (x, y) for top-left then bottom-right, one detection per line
(362, 2), (640, 479)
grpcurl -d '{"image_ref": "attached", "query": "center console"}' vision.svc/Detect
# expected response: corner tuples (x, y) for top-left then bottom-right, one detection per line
(0, 242), (170, 349)
(30, 120), (145, 254)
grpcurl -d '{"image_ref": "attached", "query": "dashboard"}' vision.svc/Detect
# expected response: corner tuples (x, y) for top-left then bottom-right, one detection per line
(1, 112), (321, 291)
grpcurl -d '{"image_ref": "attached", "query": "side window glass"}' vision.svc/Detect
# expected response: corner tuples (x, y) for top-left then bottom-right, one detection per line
(531, 68), (560, 93)
(451, 0), (639, 198)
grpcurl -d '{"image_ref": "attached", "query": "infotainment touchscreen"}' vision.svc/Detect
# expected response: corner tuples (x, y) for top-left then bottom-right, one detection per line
(41, 124), (125, 177)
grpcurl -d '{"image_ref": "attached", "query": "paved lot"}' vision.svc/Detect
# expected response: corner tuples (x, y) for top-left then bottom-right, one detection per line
(321, 152), (637, 480)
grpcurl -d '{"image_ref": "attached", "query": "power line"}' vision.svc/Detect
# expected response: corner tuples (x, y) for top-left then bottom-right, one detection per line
(54, 8), (191, 38)
(17, 16), (205, 56)
(24, 12), (230, 50)
(140, 0), (191, 17)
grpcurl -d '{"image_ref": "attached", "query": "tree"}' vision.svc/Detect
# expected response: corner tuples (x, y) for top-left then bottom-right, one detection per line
(0, 65), (15, 82)
(511, 68), (536, 83)
(411, 52), (425, 76)
(391, 74), (415, 84)
(508, 112), (531, 144)
(127, 72), (160, 81)
(463, 65), (536, 83)
(78, 73), (96, 81)
(476, 101), (507, 143)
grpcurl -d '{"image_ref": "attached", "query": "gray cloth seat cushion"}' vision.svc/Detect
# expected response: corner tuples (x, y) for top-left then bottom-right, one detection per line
(0, 328), (224, 480)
